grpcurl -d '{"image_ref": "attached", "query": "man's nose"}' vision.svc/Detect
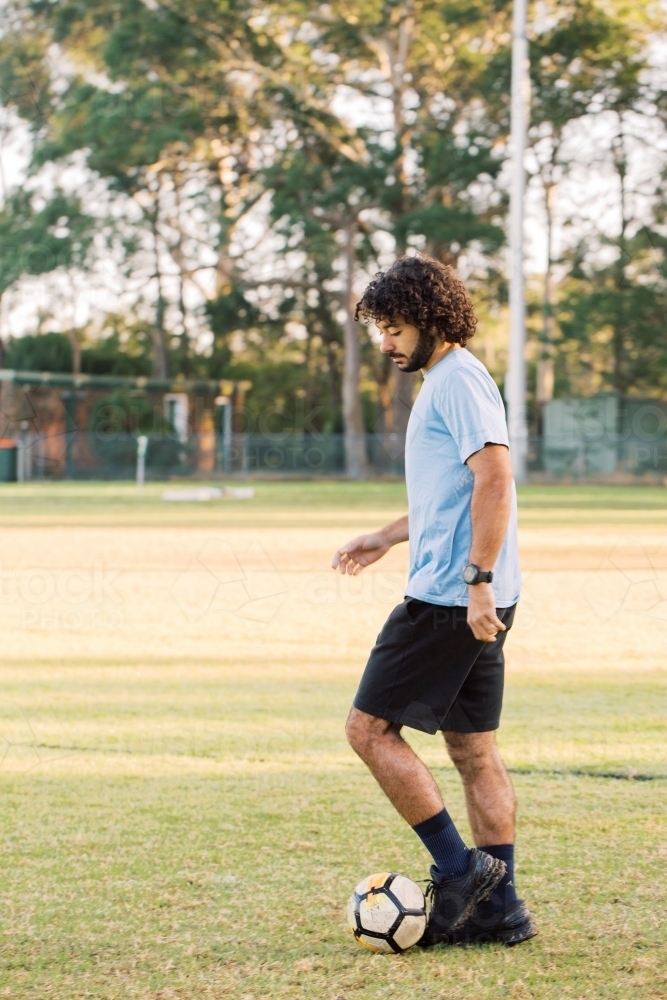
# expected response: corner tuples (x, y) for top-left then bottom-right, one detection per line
(380, 334), (395, 354)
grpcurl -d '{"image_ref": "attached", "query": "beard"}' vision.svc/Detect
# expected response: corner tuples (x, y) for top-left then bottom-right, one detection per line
(390, 329), (437, 372)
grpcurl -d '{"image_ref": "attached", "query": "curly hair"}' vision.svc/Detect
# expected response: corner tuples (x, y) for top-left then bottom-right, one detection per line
(354, 254), (477, 346)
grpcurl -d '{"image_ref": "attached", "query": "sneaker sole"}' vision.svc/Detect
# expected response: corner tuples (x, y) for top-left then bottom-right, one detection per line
(452, 909), (539, 948)
(454, 922), (539, 947)
(496, 919), (539, 946)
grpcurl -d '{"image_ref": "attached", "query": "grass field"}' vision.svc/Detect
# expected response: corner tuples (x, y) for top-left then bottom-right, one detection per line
(1, 481), (667, 999)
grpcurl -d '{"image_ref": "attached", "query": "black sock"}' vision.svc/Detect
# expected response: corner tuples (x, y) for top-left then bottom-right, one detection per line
(412, 807), (470, 879)
(477, 844), (517, 914)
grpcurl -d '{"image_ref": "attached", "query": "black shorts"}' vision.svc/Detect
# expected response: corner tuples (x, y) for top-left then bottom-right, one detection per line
(353, 598), (516, 735)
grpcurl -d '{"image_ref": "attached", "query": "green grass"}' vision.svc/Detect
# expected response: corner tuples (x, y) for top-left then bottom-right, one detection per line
(0, 479), (666, 507)
(1, 481), (667, 998)
(0, 480), (411, 527)
(0, 479), (666, 527)
(2, 665), (667, 999)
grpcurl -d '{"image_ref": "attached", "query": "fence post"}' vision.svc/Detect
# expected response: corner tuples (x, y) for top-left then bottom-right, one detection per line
(136, 435), (148, 493)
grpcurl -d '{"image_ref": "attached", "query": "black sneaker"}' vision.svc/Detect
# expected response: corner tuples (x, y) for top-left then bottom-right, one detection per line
(418, 849), (506, 948)
(448, 898), (538, 946)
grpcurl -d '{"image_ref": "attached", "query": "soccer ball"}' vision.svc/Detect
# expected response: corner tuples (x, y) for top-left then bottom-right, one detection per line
(347, 872), (426, 954)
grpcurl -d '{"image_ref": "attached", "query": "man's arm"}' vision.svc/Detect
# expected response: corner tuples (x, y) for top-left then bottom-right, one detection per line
(331, 515), (408, 575)
(465, 444), (514, 641)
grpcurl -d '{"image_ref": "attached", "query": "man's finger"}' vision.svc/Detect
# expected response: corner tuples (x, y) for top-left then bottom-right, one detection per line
(476, 613), (505, 631)
(468, 614), (505, 641)
(472, 626), (499, 641)
(477, 628), (502, 640)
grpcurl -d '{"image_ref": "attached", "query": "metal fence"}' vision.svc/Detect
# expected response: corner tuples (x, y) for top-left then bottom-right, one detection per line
(8, 429), (667, 481)
(11, 432), (405, 479)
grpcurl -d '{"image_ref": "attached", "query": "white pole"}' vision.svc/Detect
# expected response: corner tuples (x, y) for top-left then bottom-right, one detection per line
(223, 400), (232, 472)
(16, 439), (25, 482)
(215, 396), (233, 472)
(136, 435), (148, 493)
(506, 0), (529, 482)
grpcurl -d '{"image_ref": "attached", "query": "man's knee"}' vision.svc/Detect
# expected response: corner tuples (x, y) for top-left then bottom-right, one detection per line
(444, 730), (499, 779)
(346, 707), (396, 756)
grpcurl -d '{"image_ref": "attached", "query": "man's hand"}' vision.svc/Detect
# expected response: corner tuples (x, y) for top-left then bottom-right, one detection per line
(331, 532), (391, 575)
(467, 583), (506, 642)
(331, 515), (408, 575)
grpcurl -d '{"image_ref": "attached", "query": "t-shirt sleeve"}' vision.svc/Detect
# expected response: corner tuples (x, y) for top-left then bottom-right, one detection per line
(436, 365), (509, 465)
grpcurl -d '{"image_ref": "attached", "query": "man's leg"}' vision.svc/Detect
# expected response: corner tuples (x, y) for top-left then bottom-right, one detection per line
(444, 730), (518, 915)
(345, 707), (443, 825)
(346, 707), (508, 944)
(443, 731), (515, 845)
(442, 730), (538, 944)
(346, 707), (472, 880)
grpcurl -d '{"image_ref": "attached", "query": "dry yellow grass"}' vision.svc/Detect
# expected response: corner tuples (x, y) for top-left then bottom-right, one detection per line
(1, 492), (666, 673)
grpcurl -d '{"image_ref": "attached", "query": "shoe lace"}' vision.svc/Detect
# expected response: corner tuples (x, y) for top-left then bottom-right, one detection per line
(423, 879), (438, 908)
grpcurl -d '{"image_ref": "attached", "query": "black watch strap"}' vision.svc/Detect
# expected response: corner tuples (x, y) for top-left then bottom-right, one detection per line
(462, 563), (494, 585)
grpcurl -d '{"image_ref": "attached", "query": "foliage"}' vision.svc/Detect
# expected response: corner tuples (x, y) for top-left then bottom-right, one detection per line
(89, 389), (171, 435)
(82, 317), (153, 377)
(524, 0), (666, 407)
(88, 388), (182, 468)
(555, 230), (667, 398)
(0, 0), (666, 443)
(0, 190), (94, 297)
(5, 331), (73, 372)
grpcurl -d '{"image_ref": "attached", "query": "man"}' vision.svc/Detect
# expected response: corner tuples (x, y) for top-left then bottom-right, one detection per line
(331, 255), (536, 947)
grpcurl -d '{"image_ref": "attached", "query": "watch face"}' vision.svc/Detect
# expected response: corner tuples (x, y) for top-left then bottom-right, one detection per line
(462, 564), (477, 584)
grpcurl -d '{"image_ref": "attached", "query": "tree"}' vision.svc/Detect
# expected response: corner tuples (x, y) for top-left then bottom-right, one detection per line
(0, 189), (94, 366)
(526, 0), (665, 407)
(5, 0), (665, 463)
(247, 1), (511, 472)
(7, 0), (285, 375)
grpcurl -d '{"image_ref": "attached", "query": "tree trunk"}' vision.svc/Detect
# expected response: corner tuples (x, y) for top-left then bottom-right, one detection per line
(151, 308), (169, 380)
(172, 170), (190, 375)
(150, 208), (170, 380)
(342, 224), (367, 478)
(387, 8), (417, 440)
(65, 277), (82, 375)
(612, 121), (627, 401)
(537, 177), (556, 405)
(375, 359), (415, 464)
(0, 292), (5, 369)
(68, 329), (82, 375)
(322, 318), (342, 427)
(376, 357), (414, 435)
(176, 266), (189, 376)
(390, 365), (415, 437)
(151, 328), (169, 380)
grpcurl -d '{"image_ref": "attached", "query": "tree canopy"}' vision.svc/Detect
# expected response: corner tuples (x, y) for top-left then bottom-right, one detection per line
(1, 0), (666, 466)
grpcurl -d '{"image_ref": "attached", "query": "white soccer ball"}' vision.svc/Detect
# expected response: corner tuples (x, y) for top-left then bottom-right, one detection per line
(346, 872), (426, 954)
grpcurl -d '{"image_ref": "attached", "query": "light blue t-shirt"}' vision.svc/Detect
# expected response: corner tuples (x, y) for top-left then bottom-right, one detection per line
(404, 347), (521, 608)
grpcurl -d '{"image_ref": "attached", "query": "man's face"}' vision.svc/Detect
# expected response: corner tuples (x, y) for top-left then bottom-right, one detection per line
(377, 316), (437, 373)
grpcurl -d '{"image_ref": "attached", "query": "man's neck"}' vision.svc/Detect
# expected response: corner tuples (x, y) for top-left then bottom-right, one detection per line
(422, 341), (460, 374)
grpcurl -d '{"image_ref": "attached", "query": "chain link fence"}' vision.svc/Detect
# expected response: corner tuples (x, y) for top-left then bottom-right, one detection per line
(5, 429), (667, 482)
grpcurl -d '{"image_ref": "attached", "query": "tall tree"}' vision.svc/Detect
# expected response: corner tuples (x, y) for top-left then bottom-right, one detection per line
(251, 1), (510, 472)
(7, 0), (286, 374)
(527, 0), (657, 406)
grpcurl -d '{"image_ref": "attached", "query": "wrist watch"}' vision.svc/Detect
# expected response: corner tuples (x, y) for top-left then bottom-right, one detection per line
(462, 563), (493, 585)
